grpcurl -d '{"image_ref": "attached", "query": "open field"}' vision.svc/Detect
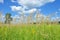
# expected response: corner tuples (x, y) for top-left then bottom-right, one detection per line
(0, 24), (60, 40)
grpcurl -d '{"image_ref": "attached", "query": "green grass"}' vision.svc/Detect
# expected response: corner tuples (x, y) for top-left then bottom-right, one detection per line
(0, 24), (60, 40)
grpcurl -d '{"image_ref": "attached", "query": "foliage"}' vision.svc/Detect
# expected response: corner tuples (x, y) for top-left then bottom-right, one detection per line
(5, 13), (12, 24)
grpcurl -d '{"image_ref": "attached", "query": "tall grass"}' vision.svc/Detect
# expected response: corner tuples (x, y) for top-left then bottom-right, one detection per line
(0, 24), (60, 40)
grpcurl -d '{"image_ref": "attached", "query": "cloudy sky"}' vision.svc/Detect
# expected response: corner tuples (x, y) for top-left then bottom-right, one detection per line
(0, 0), (60, 18)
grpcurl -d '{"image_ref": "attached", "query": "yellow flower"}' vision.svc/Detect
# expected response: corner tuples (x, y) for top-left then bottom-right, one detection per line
(32, 30), (36, 34)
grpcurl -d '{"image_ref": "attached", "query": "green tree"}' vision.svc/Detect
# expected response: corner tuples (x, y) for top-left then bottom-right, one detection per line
(5, 13), (12, 24)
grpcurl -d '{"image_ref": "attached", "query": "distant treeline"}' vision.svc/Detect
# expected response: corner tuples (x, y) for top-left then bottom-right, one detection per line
(59, 21), (60, 24)
(33, 21), (60, 24)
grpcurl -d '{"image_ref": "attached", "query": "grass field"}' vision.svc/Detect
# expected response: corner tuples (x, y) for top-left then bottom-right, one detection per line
(0, 24), (60, 40)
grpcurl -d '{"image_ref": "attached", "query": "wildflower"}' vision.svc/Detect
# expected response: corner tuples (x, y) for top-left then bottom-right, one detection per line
(32, 29), (36, 34)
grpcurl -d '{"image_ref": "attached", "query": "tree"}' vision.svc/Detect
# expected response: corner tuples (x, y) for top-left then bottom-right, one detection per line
(5, 13), (12, 24)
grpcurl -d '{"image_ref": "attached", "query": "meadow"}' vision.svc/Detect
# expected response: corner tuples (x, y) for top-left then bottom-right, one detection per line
(0, 24), (60, 40)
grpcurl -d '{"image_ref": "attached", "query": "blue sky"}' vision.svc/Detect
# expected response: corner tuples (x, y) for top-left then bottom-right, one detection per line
(0, 0), (60, 18)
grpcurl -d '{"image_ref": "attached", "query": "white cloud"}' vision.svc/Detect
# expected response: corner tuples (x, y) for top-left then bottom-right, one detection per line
(10, 6), (23, 11)
(11, 0), (16, 2)
(17, 0), (55, 8)
(23, 8), (37, 14)
(10, 0), (55, 13)
(10, 0), (55, 23)
(10, 6), (46, 22)
(10, 6), (37, 14)
(18, 8), (37, 15)
(0, 0), (4, 3)
(28, 8), (37, 13)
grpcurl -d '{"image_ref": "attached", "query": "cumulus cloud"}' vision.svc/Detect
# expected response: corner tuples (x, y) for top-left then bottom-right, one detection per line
(23, 8), (37, 14)
(28, 8), (37, 13)
(10, 6), (37, 14)
(10, 5), (47, 23)
(10, 0), (55, 13)
(10, 0), (55, 23)
(17, 0), (55, 8)
(10, 6), (23, 11)
(0, 0), (4, 3)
